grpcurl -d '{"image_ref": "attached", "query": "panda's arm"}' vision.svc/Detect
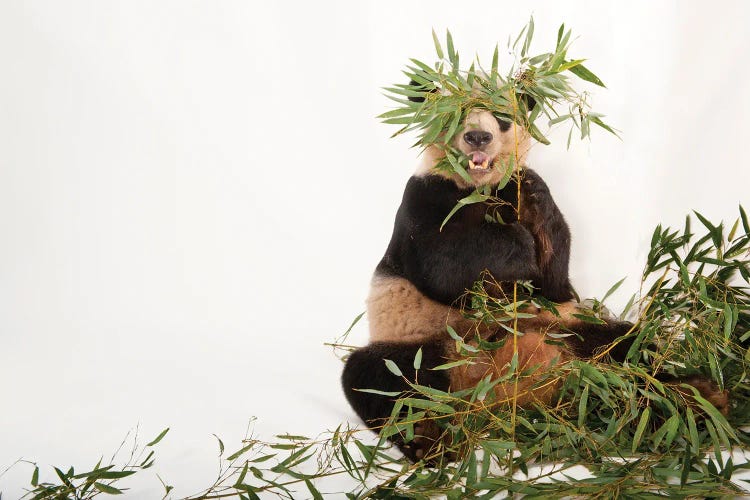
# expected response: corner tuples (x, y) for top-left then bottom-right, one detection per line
(389, 177), (541, 305)
(519, 170), (574, 302)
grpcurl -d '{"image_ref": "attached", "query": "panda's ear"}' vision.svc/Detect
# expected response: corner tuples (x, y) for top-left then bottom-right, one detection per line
(408, 79), (437, 103)
(519, 93), (537, 112)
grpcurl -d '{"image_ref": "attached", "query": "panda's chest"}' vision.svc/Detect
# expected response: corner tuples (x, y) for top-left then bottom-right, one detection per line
(452, 184), (519, 227)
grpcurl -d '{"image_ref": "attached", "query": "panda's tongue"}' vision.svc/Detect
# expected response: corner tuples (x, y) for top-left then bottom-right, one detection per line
(469, 151), (490, 170)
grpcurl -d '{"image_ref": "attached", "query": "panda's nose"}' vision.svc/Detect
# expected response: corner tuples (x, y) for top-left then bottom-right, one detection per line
(464, 130), (493, 147)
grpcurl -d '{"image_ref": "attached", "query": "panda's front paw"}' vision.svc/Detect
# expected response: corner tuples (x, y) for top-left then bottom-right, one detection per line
(398, 419), (457, 465)
(520, 177), (554, 224)
(673, 376), (730, 417)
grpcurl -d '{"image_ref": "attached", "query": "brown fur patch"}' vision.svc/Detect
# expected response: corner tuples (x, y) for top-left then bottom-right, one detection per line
(450, 332), (568, 406)
(668, 376), (730, 416)
(516, 300), (582, 331)
(367, 276), (492, 343)
(368, 277), (585, 407)
(368, 276), (584, 345)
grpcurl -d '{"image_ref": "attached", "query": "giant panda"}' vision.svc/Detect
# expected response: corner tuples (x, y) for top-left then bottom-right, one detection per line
(341, 85), (728, 462)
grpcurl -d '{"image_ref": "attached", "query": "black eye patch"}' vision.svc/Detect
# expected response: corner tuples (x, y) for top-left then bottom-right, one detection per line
(496, 117), (512, 132)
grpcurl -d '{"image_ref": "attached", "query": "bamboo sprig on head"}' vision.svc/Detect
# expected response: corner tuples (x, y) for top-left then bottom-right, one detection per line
(380, 17), (619, 182)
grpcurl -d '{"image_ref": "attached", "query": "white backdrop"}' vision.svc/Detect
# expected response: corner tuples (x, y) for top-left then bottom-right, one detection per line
(1, 1), (749, 497)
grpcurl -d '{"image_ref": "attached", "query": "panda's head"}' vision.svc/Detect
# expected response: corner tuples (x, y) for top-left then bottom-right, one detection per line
(411, 82), (536, 188)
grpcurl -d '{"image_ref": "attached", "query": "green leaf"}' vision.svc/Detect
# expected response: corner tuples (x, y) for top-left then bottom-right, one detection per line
(400, 397), (455, 414)
(235, 463), (249, 485)
(384, 359), (403, 377)
(445, 108), (463, 143)
(54, 467), (73, 488)
(276, 434), (310, 441)
(440, 190), (490, 231)
(556, 23), (565, 46)
(431, 358), (474, 370)
(577, 384), (589, 428)
(305, 479), (324, 500)
(572, 313), (606, 325)
(686, 407), (700, 452)
(213, 434), (224, 455)
(446, 29), (457, 69)
(601, 276), (626, 303)
(513, 24), (528, 50)
(521, 15), (534, 57)
(724, 304), (734, 340)
(589, 115), (621, 139)
(31, 465), (39, 486)
(728, 218), (740, 241)
(413, 347), (423, 370)
(227, 443), (255, 461)
(356, 388), (402, 397)
(557, 58), (586, 72)
(568, 63), (606, 87)
(705, 419), (723, 467)
(431, 29), (444, 59)
(94, 482), (123, 495)
(147, 427), (169, 447)
(632, 407), (651, 453)
(481, 439), (515, 455)
(439, 202), (462, 229)
(664, 414), (680, 447)
(693, 210), (723, 249)
(491, 44), (499, 79)
(249, 454), (276, 463)
(548, 113), (573, 126)
(445, 151), (473, 185)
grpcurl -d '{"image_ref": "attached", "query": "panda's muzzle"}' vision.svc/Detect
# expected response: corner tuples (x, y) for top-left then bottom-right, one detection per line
(468, 150), (493, 171)
(464, 130), (493, 148)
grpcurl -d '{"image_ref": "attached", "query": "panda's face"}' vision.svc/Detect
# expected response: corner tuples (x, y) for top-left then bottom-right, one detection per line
(452, 108), (531, 185)
(418, 107), (532, 187)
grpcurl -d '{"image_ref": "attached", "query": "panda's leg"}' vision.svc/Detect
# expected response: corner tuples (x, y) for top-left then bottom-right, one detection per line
(562, 320), (730, 415)
(341, 342), (451, 462)
(515, 302), (637, 362)
(564, 319), (637, 362)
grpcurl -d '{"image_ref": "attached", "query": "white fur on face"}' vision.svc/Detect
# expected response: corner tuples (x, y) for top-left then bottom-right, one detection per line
(416, 109), (533, 187)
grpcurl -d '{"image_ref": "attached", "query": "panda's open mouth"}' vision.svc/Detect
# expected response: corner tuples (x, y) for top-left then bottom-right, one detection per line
(467, 151), (495, 171)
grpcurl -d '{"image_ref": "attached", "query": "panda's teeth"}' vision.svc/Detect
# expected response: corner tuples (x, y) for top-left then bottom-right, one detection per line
(469, 160), (476, 169)
(481, 159), (489, 169)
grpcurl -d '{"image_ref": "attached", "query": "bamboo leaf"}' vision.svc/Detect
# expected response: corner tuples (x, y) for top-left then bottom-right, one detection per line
(94, 482), (123, 495)
(305, 479), (324, 500)
(577, 384), (589, 428)
(572, 313), (606, 325)
(602, 276), (627, 303)
(431, 29), (444, 59)
(631, 407), (651, 453)
(521, 15), (534, 57)
(568, 63), (606, 87)
(147, 428), (170, 447)
(384, 359), (403, 377)
(431, 358), (474, 370)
